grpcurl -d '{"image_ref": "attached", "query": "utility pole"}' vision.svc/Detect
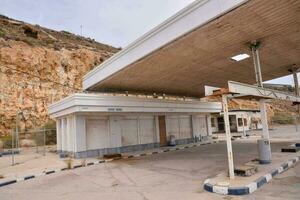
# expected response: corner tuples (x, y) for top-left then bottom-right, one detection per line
(80, 25), (83, 37)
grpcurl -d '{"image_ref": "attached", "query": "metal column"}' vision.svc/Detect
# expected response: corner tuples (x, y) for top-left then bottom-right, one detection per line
(293, 70), (299, 96)
(222, 95), (235, 179)
(292, 69), (300, 112)
(241, 114), (246, 138)
(251, 42), (263, 87)
(291, 67), (300, 131)
(251, 42), (272, 163)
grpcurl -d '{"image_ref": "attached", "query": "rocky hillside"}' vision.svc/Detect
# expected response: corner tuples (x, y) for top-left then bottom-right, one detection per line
(0, 15), (119, 135)
(204, 95), (299, 124)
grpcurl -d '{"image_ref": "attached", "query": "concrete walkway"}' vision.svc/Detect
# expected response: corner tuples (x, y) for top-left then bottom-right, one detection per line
(0, 140), (215, 182)
(0, 140), (299, 200)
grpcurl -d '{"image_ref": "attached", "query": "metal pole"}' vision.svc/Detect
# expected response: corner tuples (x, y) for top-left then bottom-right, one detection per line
(292, 70), (299, 96)
(260, 100), (270, 140)
(292, 69), (300, 132)
(222, 95), (235, 179)
(16, 113), (19, 150)
(251, 42), (263, 87)
(242, 114), (246, 137)
(11, 129), (15, 166)
(251, 41), (272, 163)
(36, 130), (38, 153)
(44, 127), (46, 156)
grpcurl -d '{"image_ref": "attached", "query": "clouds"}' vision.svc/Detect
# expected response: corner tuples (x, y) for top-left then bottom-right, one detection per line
(0, 0), (195, 47)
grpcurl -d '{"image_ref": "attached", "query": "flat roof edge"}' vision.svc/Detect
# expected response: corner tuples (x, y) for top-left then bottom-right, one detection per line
(48, 93), (222, 118)
(83, 0), (249, 90)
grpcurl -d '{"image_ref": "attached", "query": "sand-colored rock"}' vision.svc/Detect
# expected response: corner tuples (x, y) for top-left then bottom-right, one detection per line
(0, 15), (119, 135)
(19, 139), (36, 147)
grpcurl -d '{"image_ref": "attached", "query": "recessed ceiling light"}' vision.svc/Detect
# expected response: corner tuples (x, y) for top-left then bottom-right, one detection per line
(230, 53), (250, 62)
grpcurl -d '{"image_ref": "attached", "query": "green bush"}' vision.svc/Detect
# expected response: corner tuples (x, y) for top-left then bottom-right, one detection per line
(0, 30), (5, 37)
(43, 119), (57, 145)
(0, 135), (17, 149)
(43, 119), (56, 130)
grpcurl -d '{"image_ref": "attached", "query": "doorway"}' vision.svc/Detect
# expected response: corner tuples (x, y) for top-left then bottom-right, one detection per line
(158, 116), (167, 146)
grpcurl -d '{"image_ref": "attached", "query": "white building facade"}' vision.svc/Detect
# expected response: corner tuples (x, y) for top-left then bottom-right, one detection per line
(211, 110), (262, 133)
(49, 93), (221, 158)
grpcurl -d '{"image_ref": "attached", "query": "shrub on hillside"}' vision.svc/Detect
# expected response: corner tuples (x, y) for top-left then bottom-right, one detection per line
(23, 25), (38, 38)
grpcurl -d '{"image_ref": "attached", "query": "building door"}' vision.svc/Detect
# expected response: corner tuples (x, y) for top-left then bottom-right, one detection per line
(158, 116), (167, 146)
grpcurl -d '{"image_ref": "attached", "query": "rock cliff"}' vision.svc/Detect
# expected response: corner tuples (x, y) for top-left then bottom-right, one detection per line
(0, 15), (119, 134)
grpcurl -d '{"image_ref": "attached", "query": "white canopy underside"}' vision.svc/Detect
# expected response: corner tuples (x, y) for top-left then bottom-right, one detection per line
(83, 0), (300, 97)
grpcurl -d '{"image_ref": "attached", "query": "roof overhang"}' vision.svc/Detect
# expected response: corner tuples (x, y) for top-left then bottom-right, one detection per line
(48, 93), (222, 118)
(83, 0), (300, 97)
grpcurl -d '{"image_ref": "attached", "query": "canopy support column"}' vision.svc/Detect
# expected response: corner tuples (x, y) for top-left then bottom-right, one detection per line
(251, 42), (272, 164)
(222, 94), (235, 179)
(251, 42), (263, 87)
(292, 70), (299, 96)
(291, 66), (300, 131)
(292, 67), (300, 111)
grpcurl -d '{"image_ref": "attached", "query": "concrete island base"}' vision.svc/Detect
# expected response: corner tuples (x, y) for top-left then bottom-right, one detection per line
(204, 153), (300, 195)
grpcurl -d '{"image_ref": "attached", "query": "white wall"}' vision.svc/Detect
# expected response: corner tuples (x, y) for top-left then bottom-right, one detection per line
(139, 116), (156, 144)
(80, 114), (158, 151)
(191, 114), (209, 138)
(59, 115), (76, 152)
(86, 117), (109, 150)
(166, 115), (193, 140)
(74, 115), (86, 152)
(210, 116), (218, 132)
(58, 113), (214, 154)
(121, 116), (139, 146)
(61, 118), (67, 152)
(56, 119), (62, 151)
(109, 116), (122, 148)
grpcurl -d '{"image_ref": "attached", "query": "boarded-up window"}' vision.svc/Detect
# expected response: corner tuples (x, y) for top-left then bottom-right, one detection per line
(86, 119), (109, 150)
(179, 116), (192, 139)
(121, 118), (138, 146)
(166, 116), (192, 140)
(139, 116), (155, 144)
(166, 116), (180, 139)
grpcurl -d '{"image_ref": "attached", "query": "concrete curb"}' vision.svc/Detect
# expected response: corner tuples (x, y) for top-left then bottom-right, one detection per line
(203, 155), (300, 195)
(0, 140), (219, 188)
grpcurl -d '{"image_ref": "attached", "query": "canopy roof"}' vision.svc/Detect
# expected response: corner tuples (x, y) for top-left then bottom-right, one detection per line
(83, 0), (300, 97)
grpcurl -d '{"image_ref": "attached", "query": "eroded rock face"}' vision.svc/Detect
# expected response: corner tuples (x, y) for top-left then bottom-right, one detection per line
(0, 39), (115, 135)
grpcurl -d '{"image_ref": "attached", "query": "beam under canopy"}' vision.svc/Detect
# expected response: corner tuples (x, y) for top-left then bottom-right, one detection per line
(228, 81), (300, 103)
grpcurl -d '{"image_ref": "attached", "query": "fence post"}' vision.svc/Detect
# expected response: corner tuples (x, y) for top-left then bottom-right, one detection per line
(43, 127), (46, 156)
(11, 129), (15, 166)
(35, 130), (39, 153)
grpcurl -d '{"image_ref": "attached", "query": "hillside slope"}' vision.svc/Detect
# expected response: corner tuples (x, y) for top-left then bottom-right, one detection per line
(0, 15), (119, 134)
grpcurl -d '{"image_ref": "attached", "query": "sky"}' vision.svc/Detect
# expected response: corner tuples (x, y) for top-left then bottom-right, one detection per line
(0, 0), (297, 85)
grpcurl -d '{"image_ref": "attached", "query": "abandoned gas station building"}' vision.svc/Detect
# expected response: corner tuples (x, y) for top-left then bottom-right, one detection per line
(49, 0), (300, 164)
(49, 94), (221, 158)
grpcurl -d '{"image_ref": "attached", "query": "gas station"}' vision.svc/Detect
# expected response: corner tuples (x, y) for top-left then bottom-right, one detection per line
(49, 0), (300, 194)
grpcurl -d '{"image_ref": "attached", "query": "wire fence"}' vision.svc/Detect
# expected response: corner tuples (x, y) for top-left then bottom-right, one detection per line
(0, 128), (56, 168)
